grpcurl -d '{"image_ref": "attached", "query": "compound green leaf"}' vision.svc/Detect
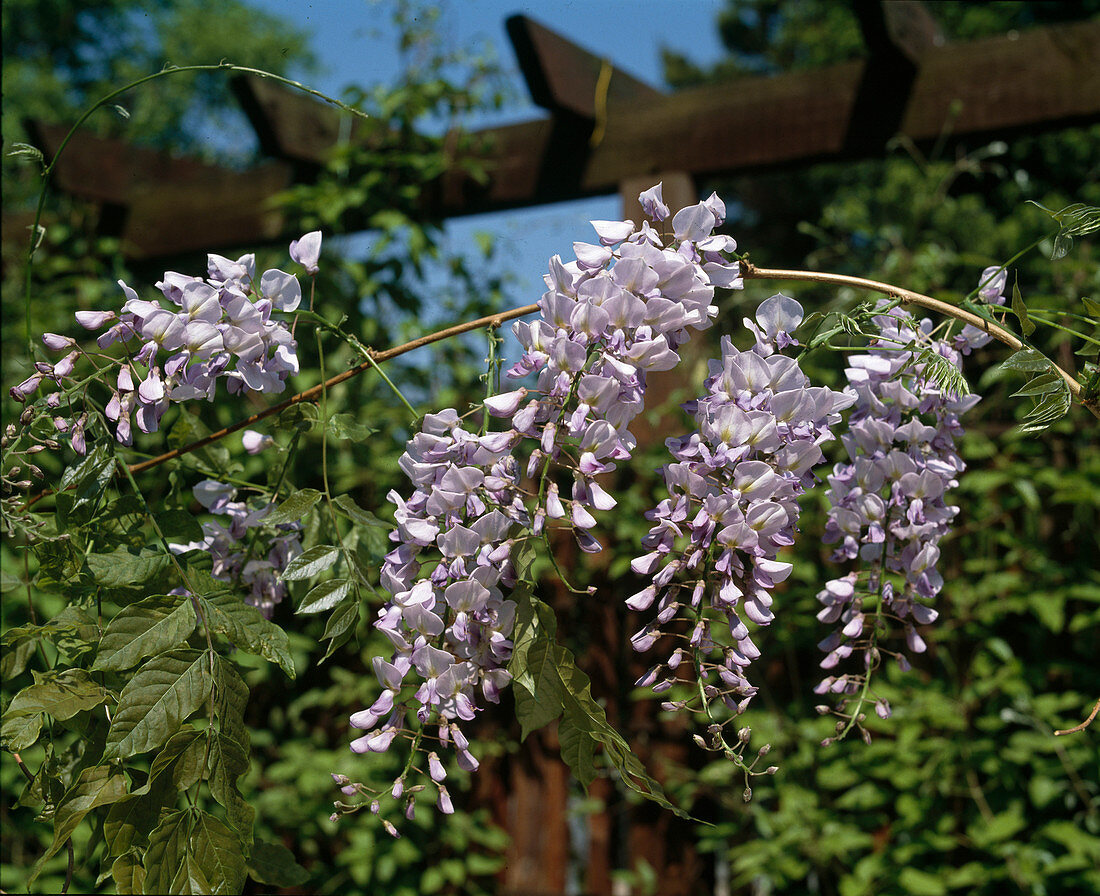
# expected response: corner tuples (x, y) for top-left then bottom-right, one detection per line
(93, 594), (195, 672)
(247, 840), (310, 887)
(6, 668), (111, 721)
(105, 650), (212, 759)
(196, 590), (295, 678)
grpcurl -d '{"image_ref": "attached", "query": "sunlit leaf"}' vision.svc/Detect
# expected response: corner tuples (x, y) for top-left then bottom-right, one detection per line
(105, 650), (212, 759)
(93, 595), (196, 672)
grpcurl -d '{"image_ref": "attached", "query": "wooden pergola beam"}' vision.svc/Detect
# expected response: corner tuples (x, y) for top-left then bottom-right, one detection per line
(25, 122), (293, 260)
(505, 13), (664, 119)
(16, 15), (1099, 260)
(582, 19), (1099, 187)
(235, 17), (1100, 204)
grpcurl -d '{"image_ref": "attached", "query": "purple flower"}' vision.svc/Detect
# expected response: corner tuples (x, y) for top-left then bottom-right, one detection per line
(242, 430), (276, 454)
(639, 182), (670, 222)
(626, 297), (850, 736)
(342, 186), (746, 825)
(289, 231), (322, 275)
(817, 304), (976, 721)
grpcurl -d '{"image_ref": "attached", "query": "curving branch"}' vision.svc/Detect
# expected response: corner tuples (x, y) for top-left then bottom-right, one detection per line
(23, 261), (1096, 506)
(1054, 697), (1100, 736)
(741, 263), (1099, 420)
(125, 303), (540, 476)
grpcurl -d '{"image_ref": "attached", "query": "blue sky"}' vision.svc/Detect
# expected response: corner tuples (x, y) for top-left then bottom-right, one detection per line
(247, 0), (731, 313)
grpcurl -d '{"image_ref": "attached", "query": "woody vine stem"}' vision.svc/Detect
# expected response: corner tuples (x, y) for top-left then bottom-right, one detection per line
(20, 257), (1097, 511)
(132, 261), (1100, 474)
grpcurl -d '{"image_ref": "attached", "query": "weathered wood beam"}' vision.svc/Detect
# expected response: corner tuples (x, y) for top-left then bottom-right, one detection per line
(505, 13), (663, 118)
(20, 17), (1099, 261)
(234, 19), (1100, 210)
(583, 20), (1100, 187)
(844, 0), (944, 151)
(26, 122), (293, 259)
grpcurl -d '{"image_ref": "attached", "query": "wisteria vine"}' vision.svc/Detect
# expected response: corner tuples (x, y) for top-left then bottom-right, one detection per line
(6, 184), (1093, 840)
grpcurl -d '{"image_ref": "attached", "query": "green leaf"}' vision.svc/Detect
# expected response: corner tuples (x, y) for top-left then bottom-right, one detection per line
(514, 637), (566, 739)
(59, 443), (114, 513)
(1020, 384), (1072, 433)
(168, 407), (229, 471)
(207, 730), (254, 844)
(1082, 296), (1100, 321)
(247, 840), (310, 887)
(1, 634), (36, 679)
(151, 728), (206, 790)
(104, 773), (177, 857)
(281, 544), (340, 580)
(212, 654), (251, 753)
(156, 509), (204, 543)
(111, 850), (146, 895)
(507, 584), (551, 692)
(1010, 280), (1035, 336)
(1000, 348), (1051, 372)
(1, 712), (43, 751)
(6, 668), (111, 720)
(897, 867), (948, 896)
(327, 412), (377, 441)
(1028, 200), (1100, 259)
(189, 809), (248, 894)
(30, 765), (129, 879)
(506, 592), (687, 818)
(142, 809), (194, 896)
(332, 493), (391, 528)
(263, 488), (321, 525)
(277, 401), (319, 432)
(1009, 372), (1061, 398)
(320, 600), (361, 662)
(196, 591), (295, 678)
(297, 577), (353, 614)
(105, 649), (213, 759)
(512, 537), (537, 584)
(171, 852), (215, 895)
(93, 594), (196, 672)
(1, 567), (23, 592)
(86, 548), (172, 588)
(969, 805), (1027, 847)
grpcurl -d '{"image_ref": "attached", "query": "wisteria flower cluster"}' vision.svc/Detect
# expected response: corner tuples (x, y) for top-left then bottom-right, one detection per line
(169, 476), (304, 618)
(346, 410), (528, 821)
(10, 233), (323, 453)
(626, 295), (852, 755)
(502, 184), (741, 550)
(815, 302), (980, 730)
(338, 185), (745, 823)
